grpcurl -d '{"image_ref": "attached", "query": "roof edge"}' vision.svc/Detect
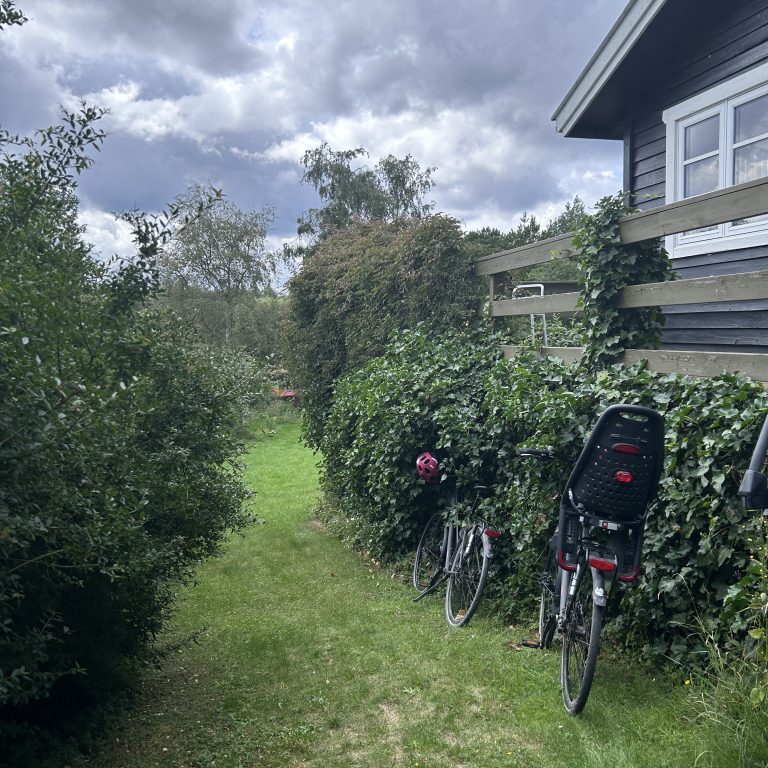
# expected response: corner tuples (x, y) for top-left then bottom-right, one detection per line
(552, 0), (667, 137)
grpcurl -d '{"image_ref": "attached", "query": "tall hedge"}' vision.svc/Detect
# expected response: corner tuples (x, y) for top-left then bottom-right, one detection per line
(0, 107), (250, 711)
(284, 216), (484, 447)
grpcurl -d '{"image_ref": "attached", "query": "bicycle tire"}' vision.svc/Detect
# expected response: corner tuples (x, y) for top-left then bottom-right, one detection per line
(560, 567), (604, 715)
(413, 513), (444, 592)
(538, 548), (559, 649)
(444, 526), (490, 627)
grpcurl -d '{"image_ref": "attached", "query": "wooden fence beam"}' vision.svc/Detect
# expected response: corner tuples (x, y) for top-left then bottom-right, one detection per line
(617, 269), (768, 308)
(475, 176), (768, 276)
(491, 291), (580, 317)
(474, 233), (576, 276)
(489, 268), (768, 317)
(501, 345), (768, 381)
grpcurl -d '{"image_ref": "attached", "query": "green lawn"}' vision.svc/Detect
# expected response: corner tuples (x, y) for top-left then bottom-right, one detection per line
(77, 420), (749, 768)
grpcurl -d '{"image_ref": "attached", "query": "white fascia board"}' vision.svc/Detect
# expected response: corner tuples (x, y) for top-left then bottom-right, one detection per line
(552, 0), (667, 136)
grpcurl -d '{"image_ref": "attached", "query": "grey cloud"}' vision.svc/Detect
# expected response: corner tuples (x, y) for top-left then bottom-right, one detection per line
(0, 49), (61, 133)
(6, 0), (627, 243)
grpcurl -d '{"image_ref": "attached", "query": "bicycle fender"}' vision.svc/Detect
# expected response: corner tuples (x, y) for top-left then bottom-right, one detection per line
(591, 568), (608, 607)
(482, 534), (494, 559)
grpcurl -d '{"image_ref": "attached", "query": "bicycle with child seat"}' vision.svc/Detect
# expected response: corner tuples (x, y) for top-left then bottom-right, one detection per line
(519, 404), (665, 715)
(412, 452), (500, 627)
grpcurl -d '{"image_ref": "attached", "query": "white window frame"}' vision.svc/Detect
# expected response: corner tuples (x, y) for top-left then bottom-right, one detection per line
(663, 61), (768, 259)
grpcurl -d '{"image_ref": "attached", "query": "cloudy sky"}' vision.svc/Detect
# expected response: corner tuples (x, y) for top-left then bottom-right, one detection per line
(1, 0), (627, 263)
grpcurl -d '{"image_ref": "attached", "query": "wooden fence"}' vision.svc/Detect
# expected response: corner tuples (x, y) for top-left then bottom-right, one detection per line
(474, 176), (768, 382)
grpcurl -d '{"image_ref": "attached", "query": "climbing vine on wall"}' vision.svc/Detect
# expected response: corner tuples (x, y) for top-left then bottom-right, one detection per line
(574, 194), (672, 369)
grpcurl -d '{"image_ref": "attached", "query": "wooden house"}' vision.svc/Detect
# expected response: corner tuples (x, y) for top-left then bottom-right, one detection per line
(552, 0), (768, 353)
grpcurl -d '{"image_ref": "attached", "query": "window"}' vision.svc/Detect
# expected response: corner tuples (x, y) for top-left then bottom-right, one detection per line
(663, 62), (768, 258)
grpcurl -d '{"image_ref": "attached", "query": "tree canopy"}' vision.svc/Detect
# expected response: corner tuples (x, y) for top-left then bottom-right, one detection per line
(297, 143), (436, 241)
(157, 185), (281, 347)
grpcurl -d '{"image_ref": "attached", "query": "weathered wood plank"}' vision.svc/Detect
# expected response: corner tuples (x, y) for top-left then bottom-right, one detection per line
(501, 345), (768, 381)
(474, 233), (577, 276)
(490, 269), (768, 316)
(501, 345), (585, 364)
(619, 176), (768, 243)
(491, 269), (768, 317)
(624, 349), (768, 380)
(475, 177), (768, 276)
(491, 292), (580, 317)
(617, 269), (768, 307)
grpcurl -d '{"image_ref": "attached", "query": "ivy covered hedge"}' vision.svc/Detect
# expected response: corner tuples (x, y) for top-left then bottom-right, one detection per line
(320, 323), (768, 665)
(318, 195), (768, 666)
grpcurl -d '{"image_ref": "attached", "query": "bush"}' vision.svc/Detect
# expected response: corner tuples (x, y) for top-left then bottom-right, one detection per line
(320, 322), (768, 667)
(0, 106), (249, 712)
(284, 216), (485, 447)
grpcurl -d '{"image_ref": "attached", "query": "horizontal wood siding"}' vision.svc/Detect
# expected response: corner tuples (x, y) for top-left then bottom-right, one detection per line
(628, 0), (768, 208)
(660, 247), (768, 352)
(624, 0), (768, 351)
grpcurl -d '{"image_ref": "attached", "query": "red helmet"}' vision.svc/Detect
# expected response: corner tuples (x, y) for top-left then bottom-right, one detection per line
(416, 451), (440, 484)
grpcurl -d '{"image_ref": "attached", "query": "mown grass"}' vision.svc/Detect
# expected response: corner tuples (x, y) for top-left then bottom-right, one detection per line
(75, 419), (759, 768)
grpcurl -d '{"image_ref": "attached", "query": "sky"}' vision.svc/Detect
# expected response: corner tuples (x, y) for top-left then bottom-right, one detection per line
(0, 0), (628, 267)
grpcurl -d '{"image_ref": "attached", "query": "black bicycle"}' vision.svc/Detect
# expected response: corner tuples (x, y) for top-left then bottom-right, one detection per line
(520, 404), (665, 714)
(412, 482), (500, 628)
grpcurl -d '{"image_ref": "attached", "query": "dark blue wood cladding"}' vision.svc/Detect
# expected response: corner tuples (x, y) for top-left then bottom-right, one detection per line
(626, 0), (768, 207)
(618, 0), (768, 350)
(660, 248), (768, 352)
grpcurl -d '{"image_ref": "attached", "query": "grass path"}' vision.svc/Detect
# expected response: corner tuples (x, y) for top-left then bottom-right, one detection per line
(81, 420), (731, 768)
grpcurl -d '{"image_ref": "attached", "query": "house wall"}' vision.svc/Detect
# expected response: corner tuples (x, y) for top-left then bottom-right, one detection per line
(625, 0), (768, 353)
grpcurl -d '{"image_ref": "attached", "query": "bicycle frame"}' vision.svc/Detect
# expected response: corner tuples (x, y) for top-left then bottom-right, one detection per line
(521, 404), (664, 714)
(739, 411), (768, 509)
(413, 504), (489, 602)
(556, 529), (617, 633)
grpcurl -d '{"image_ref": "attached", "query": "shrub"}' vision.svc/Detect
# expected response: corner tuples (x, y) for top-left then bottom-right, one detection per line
(320, 322), (768, 667)
(0, 106), (249, 711)
(284, 216), (485, 448)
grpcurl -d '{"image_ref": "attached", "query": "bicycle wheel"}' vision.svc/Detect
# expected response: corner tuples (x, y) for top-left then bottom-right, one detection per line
(560, 567), (604, 714)
(413, 513), (444, 592)
(444, 526), (490, 627)
(538, 548), (559, 648)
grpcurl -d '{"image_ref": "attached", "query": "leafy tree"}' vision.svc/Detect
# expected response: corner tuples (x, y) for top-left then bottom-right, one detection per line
(0, 0), (26, 28)
(297, 143), (436, 241)
(158, 185), (279, 346)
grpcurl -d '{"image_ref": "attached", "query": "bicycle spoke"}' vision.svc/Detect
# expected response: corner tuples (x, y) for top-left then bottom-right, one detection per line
(413, 513), (444, 593)
(538, 549), (558, 648)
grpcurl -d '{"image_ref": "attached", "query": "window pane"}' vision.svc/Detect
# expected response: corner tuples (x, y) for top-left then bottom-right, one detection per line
(684, 155), (719, 197)
(684, 115), (719, 159)
(734, 136), (768, 184)
(734, 93), (768, 143)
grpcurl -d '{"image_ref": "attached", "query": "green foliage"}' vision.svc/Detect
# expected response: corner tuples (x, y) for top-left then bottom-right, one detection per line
(320, 323), (504, 555)
(156, 184), (280, 349)
(284, 216), (484, 447)
(0, 107), (249, 711)
(0, 0), (25, 28)
(574, 194), (671, 367)
(159, 285), (288, 358)
(320, 316), (768, 667)
(297, 143), (435, 241)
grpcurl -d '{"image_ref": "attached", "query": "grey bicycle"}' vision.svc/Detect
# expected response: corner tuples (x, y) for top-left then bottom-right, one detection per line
(412, 475), (500, 627)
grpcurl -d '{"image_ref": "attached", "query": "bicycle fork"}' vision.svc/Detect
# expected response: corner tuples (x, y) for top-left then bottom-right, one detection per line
(557, 562), (611, 632)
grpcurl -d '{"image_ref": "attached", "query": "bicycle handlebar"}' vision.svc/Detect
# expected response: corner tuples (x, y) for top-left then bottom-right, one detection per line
(516, 446), (576, 463)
